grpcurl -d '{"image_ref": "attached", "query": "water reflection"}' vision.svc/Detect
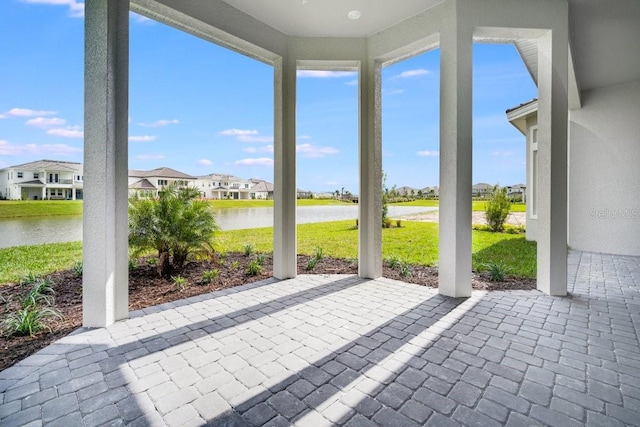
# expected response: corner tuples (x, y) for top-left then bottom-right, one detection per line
(0, 206), (434, 249)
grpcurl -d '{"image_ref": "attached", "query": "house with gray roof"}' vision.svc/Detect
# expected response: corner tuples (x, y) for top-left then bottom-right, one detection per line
(128, 167), (197, 196)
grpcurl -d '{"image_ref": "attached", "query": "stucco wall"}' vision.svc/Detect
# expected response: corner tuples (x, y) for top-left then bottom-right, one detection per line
(568, 81), (640, 256)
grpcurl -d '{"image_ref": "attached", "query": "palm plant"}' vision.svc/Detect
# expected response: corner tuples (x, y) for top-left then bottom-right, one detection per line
(128, 182), (219, 276)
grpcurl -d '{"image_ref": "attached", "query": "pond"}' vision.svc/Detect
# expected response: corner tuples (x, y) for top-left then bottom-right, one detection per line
(0, 205), (435, 249)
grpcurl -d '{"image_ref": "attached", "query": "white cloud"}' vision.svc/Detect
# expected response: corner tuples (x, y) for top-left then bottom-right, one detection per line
(197, 159), (212, 166)
(297, 135), (311, 140)
(296, 143), (339, 158)
(243, 145), (274, 154)
(345, 79), (359, 86)
(130, 11), (153, 24)
(220, 129), (258, 136)
(235, 158), (274, 167)
(46, 126), (83, 138)
(238, 135), (274, 143)
(492, 151), (515, 157)
(220, 128), (273, 143)
(136, 154), (165, 160)
(20, 0), (84, 17)
(417, 150), (439, 157)
(1, 107), (57, 119)
(296, 70), (357, 78)
(25, 117), (66, 128)
(394, 69), (430, 79)
(138, 119), (179, 128)
(129, 135), (156, 142)
(384, 89), (405, 96)
(0, 140), (80, 156)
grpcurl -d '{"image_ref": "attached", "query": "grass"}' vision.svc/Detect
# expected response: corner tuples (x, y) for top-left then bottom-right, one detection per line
(390, 200), (526, 212)
(0, 242), (83, 283)
(0, 201), (82, 218)
(0, 220), (536, 284)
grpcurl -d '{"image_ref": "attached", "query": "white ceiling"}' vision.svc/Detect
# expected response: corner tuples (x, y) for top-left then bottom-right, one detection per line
(221, 0), (446, 38)
(188, 0), (640, 92)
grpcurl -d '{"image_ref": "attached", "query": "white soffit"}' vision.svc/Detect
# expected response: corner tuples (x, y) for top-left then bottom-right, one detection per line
(220, 0), (446, 37)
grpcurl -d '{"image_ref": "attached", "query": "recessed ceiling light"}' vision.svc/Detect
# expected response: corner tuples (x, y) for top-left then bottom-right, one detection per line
(348, 10), (361, 20)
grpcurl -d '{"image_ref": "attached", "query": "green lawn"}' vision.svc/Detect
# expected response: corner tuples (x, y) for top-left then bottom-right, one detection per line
(0, 200), (83, 218)
(391, 200), (526, 212)
(0, 241), (83, 283)
(0, 220), (536, 284)
(216, 220), (536, 277)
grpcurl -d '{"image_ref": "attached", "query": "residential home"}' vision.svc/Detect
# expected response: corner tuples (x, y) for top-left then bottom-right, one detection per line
(296, 188), (313, 199)
(82, 0), (640, 327)
(249, 180), (274, 200)
(128, 167), (197, 196)
(421, 186), (439, 198)
(471, 183), (493, 199)
(0, 159), (83, 200)
(196, 173), (255, 199)
(395, 186), (417, 197)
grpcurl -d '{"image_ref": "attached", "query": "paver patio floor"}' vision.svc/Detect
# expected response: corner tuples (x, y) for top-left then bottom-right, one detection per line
(1, 250), (639, 426)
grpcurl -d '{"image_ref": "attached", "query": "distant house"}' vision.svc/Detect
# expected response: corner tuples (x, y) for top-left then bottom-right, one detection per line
(421, 186), (439, 198)
(128, 167), (197, 196)
(196, 173), (256, 199)
(0, 159), (83, 200)
(507, 184), (526, 201)
(472, 183), (493, 199)
(297, 189), (313, 199)
(395, 186), (417, 197)
(249, 180), (274, 200)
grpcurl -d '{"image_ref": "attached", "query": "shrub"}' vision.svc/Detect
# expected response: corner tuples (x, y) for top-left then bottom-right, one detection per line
(313, 247), (324, 261)
(1, 305), (62, 337)
(23, 279), (55, 308)
(399, 262), (411, 278)
(485, 185), (511, 232)
(386, 255), (402, 268)
(129, 183), (219, 276)
(244, 244), (254, 256)
(71, 261), (83, 278)
(172, 275), (188, 290)
(202, 269), (220, 284)
(247, 260), (262, 276)
(306, 257), (318, 271)
(483, 261), (512, 282)
(395, 219), (402, 228)
(255, 253), (266, 266)
(19, 272), (39, 286)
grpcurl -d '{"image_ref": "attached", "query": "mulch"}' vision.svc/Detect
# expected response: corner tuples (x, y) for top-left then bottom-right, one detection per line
(0, 253), (535, 372)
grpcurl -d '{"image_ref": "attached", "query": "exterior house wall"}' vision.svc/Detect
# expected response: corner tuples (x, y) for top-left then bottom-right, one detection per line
(568, 81), (640, 256)
(0, 163), (83, 200)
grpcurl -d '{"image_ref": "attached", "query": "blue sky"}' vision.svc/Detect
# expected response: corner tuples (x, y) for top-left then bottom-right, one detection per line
(0, 0), (537, 193)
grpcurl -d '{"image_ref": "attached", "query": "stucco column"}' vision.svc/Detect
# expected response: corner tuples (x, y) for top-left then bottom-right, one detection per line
(358, 59), (383, 278)
(438, 25), (473, 298)
(537, 30), (568, 295)
(273, 55), (297, 279)
(83, 0), (130, 327)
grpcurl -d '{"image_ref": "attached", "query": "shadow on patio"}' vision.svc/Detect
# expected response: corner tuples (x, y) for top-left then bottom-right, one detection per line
(1, 251), (639, 426)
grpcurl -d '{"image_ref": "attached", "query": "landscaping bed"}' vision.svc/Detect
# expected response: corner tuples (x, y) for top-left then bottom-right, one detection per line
(0, 252), (535, 372)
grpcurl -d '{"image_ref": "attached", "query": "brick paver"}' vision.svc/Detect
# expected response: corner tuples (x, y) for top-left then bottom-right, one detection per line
(1, 251), (639, 425)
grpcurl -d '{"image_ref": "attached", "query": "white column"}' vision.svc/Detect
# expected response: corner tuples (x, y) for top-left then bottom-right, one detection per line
(72, 187), (76, 201)
(273, 55), (297, 279)
(358, 59), (383, 278)
(438, 25), (473, 298)
(537, 30), (568, 296)
(83, 0), (130, 327)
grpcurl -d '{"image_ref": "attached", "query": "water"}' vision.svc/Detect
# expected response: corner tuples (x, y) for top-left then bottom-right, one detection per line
(0, 205), (435, 249)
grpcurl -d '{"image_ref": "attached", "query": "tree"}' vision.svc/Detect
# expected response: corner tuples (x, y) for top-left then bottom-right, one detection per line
(128, 182), (219, 276)
(485, 185), (511, 232)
